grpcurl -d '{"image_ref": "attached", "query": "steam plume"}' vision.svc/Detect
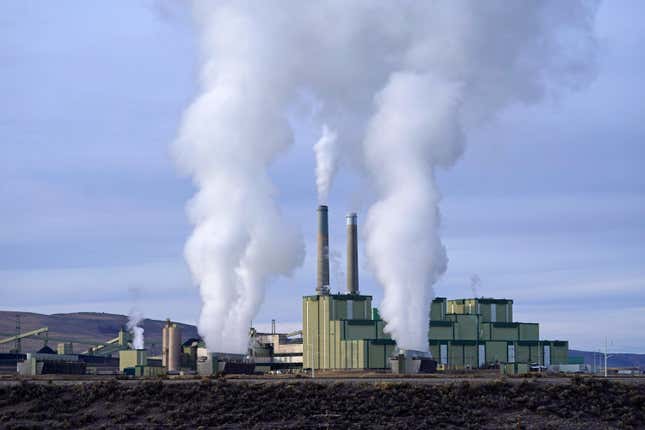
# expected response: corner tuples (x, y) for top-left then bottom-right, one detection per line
(361, 3), (598, 351)
(180, 1), (599, 353)
(174, 3), (305, 353)
(127, 309), (145, 350)
(314, 125), (338, 203)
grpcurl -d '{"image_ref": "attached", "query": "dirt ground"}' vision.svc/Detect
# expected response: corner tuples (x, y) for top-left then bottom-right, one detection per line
(0, 377), (643, 429)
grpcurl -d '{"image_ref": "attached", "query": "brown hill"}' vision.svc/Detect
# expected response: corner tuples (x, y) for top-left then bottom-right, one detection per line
(0, 311), (199, 356)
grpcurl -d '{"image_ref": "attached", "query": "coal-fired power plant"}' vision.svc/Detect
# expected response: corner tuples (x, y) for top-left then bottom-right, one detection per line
(316, 205), (330, 295)
(346, 213), (359, 295)
(1, 204), (574, 378)
(301, 205), (572, 373)
(158, 0), (599, 381)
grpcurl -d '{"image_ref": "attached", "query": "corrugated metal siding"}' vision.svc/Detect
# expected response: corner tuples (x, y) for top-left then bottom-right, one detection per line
(449, 344), (463, 368)
(515, 344), (531, 363)
(304, 294), (392, 370)
(519, 323), (539, 341)
(530, 343), (542, 364)
(463, 344), (478, 368)
(492, 325), (518, 341)
(486, 341), (507, 363)
(453, 315), (478, 340)
(344, 321), (378, 340)
(429, 323), (454, 340)
(550, 342), (569, 365)
(431, 299), (446, 321)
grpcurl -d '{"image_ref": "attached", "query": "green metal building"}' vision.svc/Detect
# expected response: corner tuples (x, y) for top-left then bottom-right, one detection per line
(302, 206), (568, 372)
(429, 297), (568, 369)
(118, 349), (147, 372)
(302, 207), (396, 371)
(302, 293), (396, 370)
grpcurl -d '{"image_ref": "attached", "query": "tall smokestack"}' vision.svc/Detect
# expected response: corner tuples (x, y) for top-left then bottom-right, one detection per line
(316, 205), (330, 295)
(346, 213), (359, 294)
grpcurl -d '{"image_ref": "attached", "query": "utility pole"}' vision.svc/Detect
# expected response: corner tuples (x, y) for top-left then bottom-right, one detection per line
(604, 337), (608, 378)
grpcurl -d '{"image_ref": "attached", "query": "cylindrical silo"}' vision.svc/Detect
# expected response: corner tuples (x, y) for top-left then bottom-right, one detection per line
(316, 205), (330, 295)
(162, 319), (170, 367)
(346, 212), (359, 294)
(168, 324), (182, 372)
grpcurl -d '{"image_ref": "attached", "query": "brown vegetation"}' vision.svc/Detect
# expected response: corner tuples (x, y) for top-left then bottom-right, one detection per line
(0, 377), (643, 429)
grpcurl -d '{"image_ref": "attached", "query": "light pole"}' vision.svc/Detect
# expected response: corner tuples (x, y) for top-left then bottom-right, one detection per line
(604, 337), (609, 378)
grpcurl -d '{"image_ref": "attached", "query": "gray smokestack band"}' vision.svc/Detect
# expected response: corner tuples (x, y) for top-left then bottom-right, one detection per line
(346, 212), (359, 294)
(316, 205), (330, 295)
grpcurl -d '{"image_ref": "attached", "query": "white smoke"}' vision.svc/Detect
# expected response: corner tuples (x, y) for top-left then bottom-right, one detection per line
(314, 125), (338, 203)
(127, 309), (145, 350)
(180, 1), (599, 353)
(174, 3), (305, 353)
(361, 3), (598, 350)
(364, 73), (463, 350)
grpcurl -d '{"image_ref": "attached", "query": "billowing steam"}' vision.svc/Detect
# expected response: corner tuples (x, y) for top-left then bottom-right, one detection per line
(173, 3), (306, 353)
(364, 73), (462, 350)
(127, 309), (145, 350)
(362, 3), (598, 351)
(314, 125), (338, 203)
(179, 1), (599, 353)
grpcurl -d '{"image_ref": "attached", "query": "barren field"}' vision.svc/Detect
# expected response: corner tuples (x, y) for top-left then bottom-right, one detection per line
(0, 377), (643, 429)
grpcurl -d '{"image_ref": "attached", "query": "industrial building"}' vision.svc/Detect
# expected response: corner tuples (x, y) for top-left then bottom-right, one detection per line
(196, 349), (254, 375)
(0, 326), (130, 375)
(300, 205), (571, 373)
(17, 348), (86, 376)
(429, 297), (569, 369)
(302, 206), (396, 371)
(181, 337), (201, 370)
(250, 325), (303, 373)
(0, 323), (173, 376)
(0, 204), (574, 377)
(119, 349), (164, 377)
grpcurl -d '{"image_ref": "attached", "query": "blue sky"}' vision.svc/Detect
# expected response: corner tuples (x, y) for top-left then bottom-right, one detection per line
(1, 1), (644, 353)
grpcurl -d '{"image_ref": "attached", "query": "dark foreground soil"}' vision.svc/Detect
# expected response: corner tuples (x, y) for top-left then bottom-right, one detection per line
(0, 377), (643, 429)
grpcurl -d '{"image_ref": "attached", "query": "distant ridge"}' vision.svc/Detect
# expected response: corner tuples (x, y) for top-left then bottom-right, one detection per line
(0, 311), (199, 355)
(569, 349), (645, 369)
